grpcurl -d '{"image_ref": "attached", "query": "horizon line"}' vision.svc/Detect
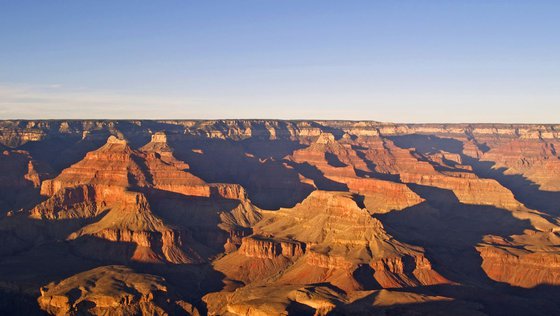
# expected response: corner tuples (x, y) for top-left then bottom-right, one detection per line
(0, 118), (559, 125)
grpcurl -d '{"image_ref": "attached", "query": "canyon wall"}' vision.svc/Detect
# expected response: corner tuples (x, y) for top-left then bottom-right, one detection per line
(0, 120), (559, 315)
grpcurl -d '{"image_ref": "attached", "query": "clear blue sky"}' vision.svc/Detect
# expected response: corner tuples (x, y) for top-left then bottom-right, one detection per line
(0, 1), (559, 122)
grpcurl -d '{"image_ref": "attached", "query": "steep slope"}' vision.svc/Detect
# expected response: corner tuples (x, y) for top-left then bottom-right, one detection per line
(477, 230), (560, 288)
(472, 137), (560, 191)
(1, 121), (560, 315)
(67, 191), (203, 264)
(32, 134), (262, 263)
(289, 133), (424, 213)
(0, 149), (49, 213)
(361, 136), (556, 231)
(215, 191), (449, 292)
(32, 136), (207, 263)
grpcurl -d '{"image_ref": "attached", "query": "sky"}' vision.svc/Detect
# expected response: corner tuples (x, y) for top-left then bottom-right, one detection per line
(0, 1), (559, 123)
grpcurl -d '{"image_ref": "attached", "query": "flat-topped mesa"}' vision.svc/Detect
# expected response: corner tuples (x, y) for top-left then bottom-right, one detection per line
(335, 177), (425, 213)
(401, 173), (526, 210)
(29, 133), (262, 264)
(210, 183), (250, 200)
(143, 154), (209, 197)
(477, 231), (560, 288)
(142, 131), (172, 153)
(141, 131), (194, 171)
(37, 265), (199, 316)
(106, 135), (127, 144)
(316, 132), (336, 144)
(35, 132), (260, 215)
(291, 133), (362, 178)
(151, 131), (168, 143)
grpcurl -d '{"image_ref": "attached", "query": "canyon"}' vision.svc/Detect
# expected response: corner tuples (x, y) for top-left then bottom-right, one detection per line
(0, 120), (559, 315)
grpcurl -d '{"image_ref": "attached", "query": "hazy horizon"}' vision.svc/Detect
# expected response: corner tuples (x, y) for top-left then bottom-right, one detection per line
(1, 1), (559, 123)
(1, 118), (560, 126)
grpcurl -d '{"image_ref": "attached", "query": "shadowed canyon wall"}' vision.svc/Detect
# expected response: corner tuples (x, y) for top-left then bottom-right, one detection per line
(0, 120), (559, 315)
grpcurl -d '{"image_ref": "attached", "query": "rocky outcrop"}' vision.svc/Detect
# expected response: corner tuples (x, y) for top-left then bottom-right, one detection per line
(1, 120), (560, 315)
(30, 185), (102, 220)
(37, 265), (199, 316)
(0, 149), (46, 213)
(369, 254), (448, 288)
(67, 191), (204, 264)
(204, 284), (342, 316)
(289, 133), (425, 213)
(31, 135), (266, 264)
(216, 191), (449, 292)
(330, 176), (424, 213)
(40, 135), (208, 198)
(400, 173), (525, 210)
(305, 251), (355, 270)
(477, 231), (560, 288)
(475, 139), (560, 191)
(2, 120), (558, 148)
(238, 236), (305, 259)
(203, 284), (484, 316)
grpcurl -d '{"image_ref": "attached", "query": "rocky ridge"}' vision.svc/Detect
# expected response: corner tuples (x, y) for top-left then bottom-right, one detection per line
(0, 120), (558, 315)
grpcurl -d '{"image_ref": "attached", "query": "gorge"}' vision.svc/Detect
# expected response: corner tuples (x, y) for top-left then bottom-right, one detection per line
(0, 120), (559, 315)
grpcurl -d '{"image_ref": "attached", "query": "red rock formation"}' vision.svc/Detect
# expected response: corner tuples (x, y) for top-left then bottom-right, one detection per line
(477, 139), (560, 191)
(67, 191), (203, 264)
(0, 149), (47, 213)
(290, 133), (424, 213)
(30, 185), (102, 220)
(40, 135), (209, 198)
(329, 176), (424, 213)
(216, 191), (449, 291)
(360, 137), (548, 225)
(1, 121), (560, 315)
(477, 231), (560, 288)
(32, 135), (265, 264)
(238, 236), (305, 259)
(34, 136), (214, 263)
(37, 265), (199, 315)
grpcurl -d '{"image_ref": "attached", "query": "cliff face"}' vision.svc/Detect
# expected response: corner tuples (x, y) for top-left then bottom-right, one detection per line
(1, 120), (559, 147)
(0, 120), (559, 315)
(24, 133), (262, 265)
(289, 133), (425, 213)
(215, 191), (449, 292)
(238, 236), (306, 259)
(477, 231), (560, 288)
(0, 149), (49, 213)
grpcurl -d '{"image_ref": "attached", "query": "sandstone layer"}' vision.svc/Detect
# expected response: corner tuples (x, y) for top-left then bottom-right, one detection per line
(0, 120), (558, 315)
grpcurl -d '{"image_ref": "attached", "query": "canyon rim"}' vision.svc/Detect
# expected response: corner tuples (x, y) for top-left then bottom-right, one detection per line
(0, 120), (559, 315)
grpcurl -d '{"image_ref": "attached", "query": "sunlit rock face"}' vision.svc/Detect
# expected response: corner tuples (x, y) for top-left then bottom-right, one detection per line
(37, 265), (199, 316)
(0, 120), (559, 315)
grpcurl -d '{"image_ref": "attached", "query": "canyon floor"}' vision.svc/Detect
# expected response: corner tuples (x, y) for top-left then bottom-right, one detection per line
(0, 120), (559, 315)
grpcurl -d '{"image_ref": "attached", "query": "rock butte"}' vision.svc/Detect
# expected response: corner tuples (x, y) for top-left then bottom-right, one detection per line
(37, 265), (199, 315)
(0, 120), (558, 315)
